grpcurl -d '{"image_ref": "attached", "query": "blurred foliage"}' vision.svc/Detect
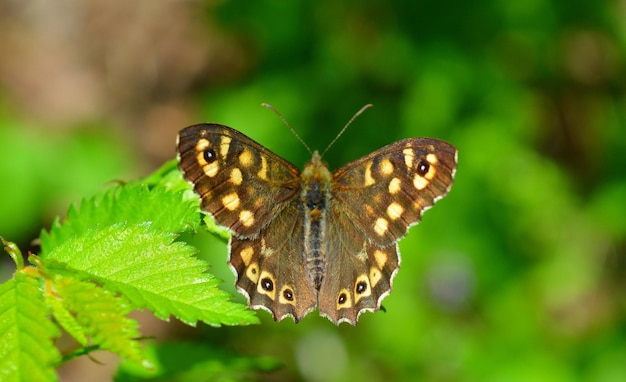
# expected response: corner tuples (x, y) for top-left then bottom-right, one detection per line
(115, 342), (281, 382)
(0, 0), (625, 381)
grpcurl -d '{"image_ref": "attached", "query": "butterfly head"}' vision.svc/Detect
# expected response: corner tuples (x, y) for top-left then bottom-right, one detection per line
(301, 151), (332, 183)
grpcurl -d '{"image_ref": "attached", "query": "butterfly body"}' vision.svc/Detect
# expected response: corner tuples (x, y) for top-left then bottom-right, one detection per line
(300, 151), (332, 290)
(177, 123), (457, 325)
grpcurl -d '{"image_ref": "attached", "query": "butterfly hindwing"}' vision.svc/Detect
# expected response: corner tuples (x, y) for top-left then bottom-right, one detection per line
(317, 208), (400, 325)
(229, 203), (317, 322)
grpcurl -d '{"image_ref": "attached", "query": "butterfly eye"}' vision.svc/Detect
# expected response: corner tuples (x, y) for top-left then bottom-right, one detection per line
(261, 277), (274, 292)
(204, 148), (217, 163)
(338, 292), (347, 304)
(417, 160), (430, 176)
(356, 281), (368, 294)
(283, 289), (294, 301)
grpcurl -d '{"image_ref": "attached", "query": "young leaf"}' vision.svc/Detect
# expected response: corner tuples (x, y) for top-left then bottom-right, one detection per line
(51, 276), (148, 366)
(0, 273), (61, 382)
(46, 289), (88, 346)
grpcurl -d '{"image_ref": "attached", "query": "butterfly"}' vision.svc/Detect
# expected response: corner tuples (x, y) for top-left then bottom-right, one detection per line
(177, 116), (457, 325)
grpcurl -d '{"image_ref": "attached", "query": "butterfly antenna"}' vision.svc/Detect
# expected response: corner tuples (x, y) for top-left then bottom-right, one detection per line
(262, 103), (313, 155)
(321, 104), (373, 158)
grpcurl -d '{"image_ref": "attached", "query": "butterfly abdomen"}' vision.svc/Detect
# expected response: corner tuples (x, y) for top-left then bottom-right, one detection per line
(301, 152), (333, 291)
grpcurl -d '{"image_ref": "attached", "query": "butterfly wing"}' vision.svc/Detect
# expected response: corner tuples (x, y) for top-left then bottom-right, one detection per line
(229, 202), (317, 322)
(317, 209), (399, 325)
(178, 125), (458, 325)
(178, 124), (317, 321)
(317, 138), (457, 324)
(331, 138), (457, 246)
(177, 124), (301, 238)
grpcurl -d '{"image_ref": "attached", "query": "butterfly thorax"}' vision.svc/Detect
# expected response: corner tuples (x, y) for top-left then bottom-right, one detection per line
(301, 151), (332, 291)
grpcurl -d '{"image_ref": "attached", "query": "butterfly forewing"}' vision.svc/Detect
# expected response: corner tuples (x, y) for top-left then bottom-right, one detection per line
(177, 124), (301, 238)
(331, 138), (457, 247)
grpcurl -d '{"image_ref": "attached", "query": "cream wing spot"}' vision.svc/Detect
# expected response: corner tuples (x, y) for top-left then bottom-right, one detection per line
(403, 148), (415, 169)
(230, 167), (243, 185)
(426, 153), (438, 164)
(373, 249), (388, 269)
(239, 149), (254, 167)
(257, 155), (268, 180)
(374, 217), (389, 237)
(387, 202), (404, 220)
(196, 152), (206, 166)
(203, 161), (219, 177)
(388, 177), (402, 194)
(220, 136), (231, 158)
(364, 162), (376, 186)
(246, 262), (259, 283)
(221, 192), (241, 211)
(239, 210), (255, 227)
(413, 173), (429, 190)
(196, 138), (210, 152)
(379, 158), (394, 176)
(425, 165), (437, 180)
(239, 246), (254, 266)
(369, 267), (382, 287)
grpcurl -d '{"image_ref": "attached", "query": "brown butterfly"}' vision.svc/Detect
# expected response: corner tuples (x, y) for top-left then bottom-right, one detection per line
(177, 116), (457, 325)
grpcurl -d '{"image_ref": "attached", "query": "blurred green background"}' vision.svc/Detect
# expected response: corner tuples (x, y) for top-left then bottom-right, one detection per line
(1, 1), (625, 381)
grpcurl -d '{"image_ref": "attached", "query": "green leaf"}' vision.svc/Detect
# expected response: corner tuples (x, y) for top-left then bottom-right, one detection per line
(44, 222), (256, 326)
(38, 181), (257, 326)
(39, 182), (200, 253)
(0, 273), (61, 382)
(46, 290), (88, 346)
(140, 159), (187, 192)
(51, 276), (147, 366)
(202, 215), (231, 243)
